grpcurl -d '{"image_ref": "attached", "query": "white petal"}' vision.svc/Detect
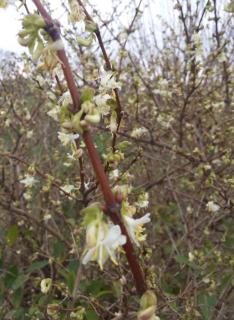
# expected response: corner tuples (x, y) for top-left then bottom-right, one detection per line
(98, 243), (104, 269)
(125, 213), (151, 227)
(104, 225), (122, 247)
(82, 247), (96, 265)
(135, 213), (151, 225)
(105, 245), (117, 264)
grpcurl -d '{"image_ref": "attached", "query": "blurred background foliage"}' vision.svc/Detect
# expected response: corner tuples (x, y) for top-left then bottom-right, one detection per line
(0, 0), (234, 319)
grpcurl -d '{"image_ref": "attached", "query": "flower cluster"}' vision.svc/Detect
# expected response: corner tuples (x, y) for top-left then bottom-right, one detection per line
(68, 0), (85, 24)
(81, 185), (151, 269)
(18, 14), (63, 72)
(81, 204), (126, 269)
(20, 174), (38, 187)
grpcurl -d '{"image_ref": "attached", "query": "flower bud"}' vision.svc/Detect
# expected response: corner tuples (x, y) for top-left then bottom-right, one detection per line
(85, 20), (97, 32)
(85, 113), (100, 124)
(86, 221), (98, 247)
(138, 291), (157, 320)
(137, 306), (156, 320)
(40, 278), (52, 294)
(140, 290), (157, 310)
(18, 34), (34, 47)
(71, 110), (83, 131)
(61, 120), (74, 130)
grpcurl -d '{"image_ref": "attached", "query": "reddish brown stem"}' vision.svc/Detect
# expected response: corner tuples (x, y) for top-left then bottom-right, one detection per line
(57, 50), (81, 112)
(83, 131), (115, 206)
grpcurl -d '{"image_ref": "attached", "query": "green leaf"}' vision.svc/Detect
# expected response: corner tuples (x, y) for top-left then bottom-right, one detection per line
(4, 309), (25, 320)
(85, 309), (100, 320)
(4, 265), (18, 289)
(5, 224), (19, 246)
(175, 255), (198, 269)
(53, 240), (65, 259)
(85, 279), (108, 296)
(198, 294), (217, 320)
(26, 260), (48, 273)
(12, 288), (23, 308)
(77, 34), (96, 47)
(81, 87), (95, 103)
(12, 274), (29, 290)
(60, 260), (79, 292)
(94, 289), (113, 299)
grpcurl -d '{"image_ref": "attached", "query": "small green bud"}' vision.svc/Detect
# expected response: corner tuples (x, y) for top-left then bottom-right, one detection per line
(72, 110), (84, 131)
(140, 290), (157, 310)
(18, 34), (35, 47)
(137, 306), (156, 320)
(77, 34), (95, 47)
(81, 87), (95, 103)
(22, 14), (45, 29)
(138, 291), (157, 320)
(61, 120), (74, 130)
(85, 112), (100, 124)
(85, 20), (97, 32)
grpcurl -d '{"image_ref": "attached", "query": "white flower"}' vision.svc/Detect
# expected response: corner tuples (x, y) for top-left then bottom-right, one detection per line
(43, 213), (52, 220)
(188, 252), (195, 262)
(5, 119), (11, 127)
(136, 192), (149, 208)
(206, 201), (220, 213)
(202, 277), (210, 284)
(23, 191), (32, 200)
(124, 213), (151, 246)
(108, 111), (117, 133)
(131, 127), (148, 138)
(110, 169), (119, 179)
(26, 130), (34, 139)
(20, 174), (38, 187)
(82, 224), (126, 269)
(47, 106), (60, 121)
(57, 131), (79, 146)
(60, 184), (77, 194)
(68, 0), (85, 23)
(40, 278), (52, 294)
(100, 67), (121, 91)
(93, 93), (111, 115)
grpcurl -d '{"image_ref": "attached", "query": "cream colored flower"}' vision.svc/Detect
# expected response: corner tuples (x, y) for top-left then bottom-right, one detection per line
(188, 252), (195, 262)
(57, 131), (79, 146)
(108, 111), (117, 133)
(124, 213), (151, 246)
(68, 0), (85, 23)
(131, 127), (148, 138)
(60, 184), (77, 194)
(47, 106), (60, 121)
(40, 278), (52, 294)
(93, 93), (111, 115)
(82, 224), (126, 269)
(100, 67), (121, 91)
(206, 201), (220, 213)
(20, 174), (38, 187)
(136, 192), (149, 208)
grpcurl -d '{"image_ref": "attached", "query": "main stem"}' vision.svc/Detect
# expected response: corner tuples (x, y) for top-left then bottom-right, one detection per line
(32, 0), (147, 296)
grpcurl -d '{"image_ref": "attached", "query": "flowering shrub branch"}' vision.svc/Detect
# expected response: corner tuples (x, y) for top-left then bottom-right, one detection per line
(31, 0), (148, 296)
